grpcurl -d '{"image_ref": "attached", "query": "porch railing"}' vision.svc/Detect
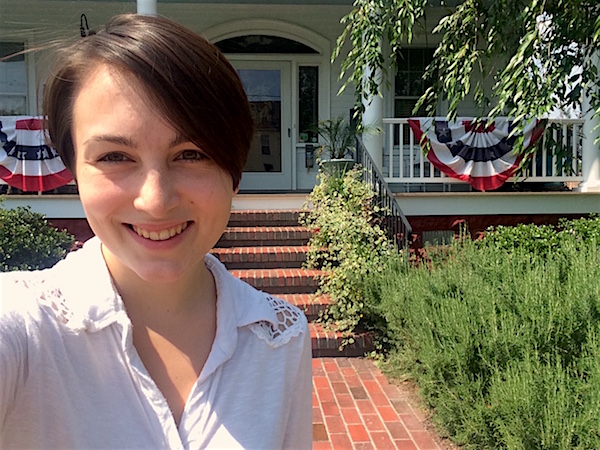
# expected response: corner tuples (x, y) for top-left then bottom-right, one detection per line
(382, 118), (585, 186)
(356, 136), (413, 249)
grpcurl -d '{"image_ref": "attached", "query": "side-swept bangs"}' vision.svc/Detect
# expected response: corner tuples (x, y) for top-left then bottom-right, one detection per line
(44, 14), (253, 189)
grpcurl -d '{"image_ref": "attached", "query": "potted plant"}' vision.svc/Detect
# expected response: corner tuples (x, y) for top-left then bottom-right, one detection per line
(314, 115), (360, 176)
(314, 115), (378, 176)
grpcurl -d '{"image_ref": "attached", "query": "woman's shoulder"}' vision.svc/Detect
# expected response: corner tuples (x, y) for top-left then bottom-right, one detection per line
(0, 238), (110, 330)
(204, 253), (309, 349)
(247, 293), (309, 348)
(233, 278), (309, 349)
(1, 269), (51, 308)
(0, 267), (68, 324)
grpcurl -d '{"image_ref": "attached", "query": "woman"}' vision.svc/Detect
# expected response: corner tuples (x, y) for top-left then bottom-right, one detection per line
(0, 14), (312, 449)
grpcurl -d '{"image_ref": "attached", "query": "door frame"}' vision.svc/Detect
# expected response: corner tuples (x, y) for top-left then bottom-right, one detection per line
(205, 20), (332, 191)
(232, 60), (293, 191)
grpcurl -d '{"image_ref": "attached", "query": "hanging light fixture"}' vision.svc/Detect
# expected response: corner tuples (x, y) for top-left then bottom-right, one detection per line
(79, 14), (95, 38)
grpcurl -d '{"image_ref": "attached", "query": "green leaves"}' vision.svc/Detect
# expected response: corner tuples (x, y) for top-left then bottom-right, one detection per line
(335, 0), (600, 156)
(372, 217), (600, 447)
(334, 0), (429, 112)
(299, 167), (392, 333)
(314, 115), (358, 159)
(0, 204), (74, 272)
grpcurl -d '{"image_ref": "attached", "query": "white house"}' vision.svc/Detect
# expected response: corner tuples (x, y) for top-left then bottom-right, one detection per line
(1, 0), (599, 242)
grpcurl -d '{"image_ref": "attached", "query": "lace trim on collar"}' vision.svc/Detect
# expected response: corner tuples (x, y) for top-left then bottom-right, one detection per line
(10, 275), (88, 332)
(249, 296), (305, 347)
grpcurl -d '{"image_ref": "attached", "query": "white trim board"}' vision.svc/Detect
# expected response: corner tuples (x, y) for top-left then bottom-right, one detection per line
(3, 192), (600, 219)
(1, 194), (309, 218)
(396, 192), (600, 216)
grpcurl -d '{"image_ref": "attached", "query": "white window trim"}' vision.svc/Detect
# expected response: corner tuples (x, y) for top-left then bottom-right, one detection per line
(0, 36), (35, 115)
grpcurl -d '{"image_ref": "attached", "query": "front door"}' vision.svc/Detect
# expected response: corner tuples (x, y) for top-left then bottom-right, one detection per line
(234, 61), (292, 191)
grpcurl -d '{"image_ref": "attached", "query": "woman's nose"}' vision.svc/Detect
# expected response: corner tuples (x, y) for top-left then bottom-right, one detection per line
(133, 169), (178, 216)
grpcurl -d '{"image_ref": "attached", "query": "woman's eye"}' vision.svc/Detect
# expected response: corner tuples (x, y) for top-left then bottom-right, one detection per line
(177, 149), (207, 161)
(98, 152), (130, 163)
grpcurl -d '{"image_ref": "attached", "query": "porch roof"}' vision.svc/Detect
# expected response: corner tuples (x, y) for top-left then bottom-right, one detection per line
(33, 0), (462, 4)
(35, 0), (354, 3)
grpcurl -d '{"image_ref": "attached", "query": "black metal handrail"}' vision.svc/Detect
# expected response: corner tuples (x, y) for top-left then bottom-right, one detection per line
(355, 136), (413, 249)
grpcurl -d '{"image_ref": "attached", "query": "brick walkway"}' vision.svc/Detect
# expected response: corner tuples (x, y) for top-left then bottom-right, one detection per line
(312, 358), (443, 450)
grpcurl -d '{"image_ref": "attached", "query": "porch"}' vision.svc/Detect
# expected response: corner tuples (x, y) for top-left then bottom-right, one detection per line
(3, 117), (600, 236)
(380, 118), (589, 192)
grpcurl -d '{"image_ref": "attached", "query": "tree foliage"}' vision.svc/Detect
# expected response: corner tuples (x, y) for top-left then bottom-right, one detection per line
(334, 0), (600, 136)
(0, 205), (74, 271)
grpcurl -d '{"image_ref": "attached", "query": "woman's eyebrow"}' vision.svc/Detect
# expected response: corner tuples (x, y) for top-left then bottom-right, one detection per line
(82, 134), (193, 149)
(83, 134), (136, 148)
(168, 134), (195, 148)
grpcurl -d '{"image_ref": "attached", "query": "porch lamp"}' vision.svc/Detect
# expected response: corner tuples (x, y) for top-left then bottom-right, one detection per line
(137, 0), (157, 15)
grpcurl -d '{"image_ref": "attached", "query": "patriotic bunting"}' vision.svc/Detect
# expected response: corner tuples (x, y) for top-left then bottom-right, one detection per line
(0, 116), (73, 192)
(408, 118), (545, 191)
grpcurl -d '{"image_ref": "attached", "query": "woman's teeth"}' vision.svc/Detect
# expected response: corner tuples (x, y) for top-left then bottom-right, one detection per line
(132, 222), (188, 241)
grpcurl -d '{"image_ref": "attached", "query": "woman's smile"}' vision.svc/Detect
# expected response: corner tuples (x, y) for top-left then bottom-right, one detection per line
(130, 222), (190, 241)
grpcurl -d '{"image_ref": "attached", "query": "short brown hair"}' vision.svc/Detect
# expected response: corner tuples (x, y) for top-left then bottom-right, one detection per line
(43, 14), (253, 189)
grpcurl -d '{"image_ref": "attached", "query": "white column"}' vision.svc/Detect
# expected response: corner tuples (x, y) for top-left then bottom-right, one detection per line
(362, 65), (383, 169)
(578, 54), (600, 192)
(137, 0), (157, 15)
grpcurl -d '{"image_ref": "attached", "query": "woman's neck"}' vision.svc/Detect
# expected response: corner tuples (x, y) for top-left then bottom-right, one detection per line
(101, 246), (217, 328)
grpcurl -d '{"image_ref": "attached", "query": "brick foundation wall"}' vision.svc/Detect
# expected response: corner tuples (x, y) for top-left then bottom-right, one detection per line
(408, 213), (590, 247)
(49, 219), (94, 243)
(49, 213), (594, 248)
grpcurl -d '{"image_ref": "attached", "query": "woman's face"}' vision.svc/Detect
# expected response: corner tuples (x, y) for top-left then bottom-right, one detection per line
(71, 64), (235, 285)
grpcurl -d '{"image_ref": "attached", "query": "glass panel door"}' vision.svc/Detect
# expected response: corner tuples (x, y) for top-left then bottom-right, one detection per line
(234, 61), (292, 191)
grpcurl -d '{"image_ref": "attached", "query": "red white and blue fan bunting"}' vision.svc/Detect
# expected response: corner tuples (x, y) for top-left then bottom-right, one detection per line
(0, 116), (73, 191)
(408, 117), (545, 191)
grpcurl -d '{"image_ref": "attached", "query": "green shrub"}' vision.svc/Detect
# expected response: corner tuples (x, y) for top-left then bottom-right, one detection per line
(477, 215), (600, 257)
(367, 224), (600, 448)
(558, 214), (600, 245)
(0, 205), (74, 271)
(477, 222), (561, 256)
(299, 167), (392, 333)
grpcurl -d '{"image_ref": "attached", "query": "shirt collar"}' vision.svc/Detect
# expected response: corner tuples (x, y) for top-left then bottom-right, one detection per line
(53, 237), (280, 336)
(200, 253), (279, 381)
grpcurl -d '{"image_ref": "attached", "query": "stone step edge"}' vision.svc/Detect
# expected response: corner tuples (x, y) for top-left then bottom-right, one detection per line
(277, 293), (330, 318)
(218, 227), (311, 244)
(222, 226), (310, 234)
(230, 268), (323, 278)
(211, 245), (310, 255)
(229, 209), (302, 219)
(212, 246), (309, 267)
(309, 323), (376, 357)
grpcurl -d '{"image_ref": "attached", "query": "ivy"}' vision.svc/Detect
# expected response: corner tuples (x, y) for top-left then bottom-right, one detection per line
(335, 0), (600, 149)
(299, 167), (392, 334)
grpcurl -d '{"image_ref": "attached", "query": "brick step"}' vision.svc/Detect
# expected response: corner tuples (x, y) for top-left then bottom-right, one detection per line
(277, 293), (330, 321)
(310, 323), (376, 357)
(228, 209), (302, 227)
(211, 246), (308, 269)
(230, 268), (322, 295)
(216, 226), (311, 247)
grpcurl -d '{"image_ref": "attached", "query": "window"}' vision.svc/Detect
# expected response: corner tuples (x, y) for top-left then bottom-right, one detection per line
(394, 48), (435, 117)
(298, 66), (318, 143)
(216, 35), (318, 54)
(0, 42), (27, 115)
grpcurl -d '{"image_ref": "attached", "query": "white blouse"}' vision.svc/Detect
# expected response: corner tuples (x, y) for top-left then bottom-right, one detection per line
(0, 237), (312, 449)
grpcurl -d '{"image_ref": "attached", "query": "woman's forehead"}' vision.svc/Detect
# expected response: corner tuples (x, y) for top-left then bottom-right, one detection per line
(76, 64), (174, 127)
